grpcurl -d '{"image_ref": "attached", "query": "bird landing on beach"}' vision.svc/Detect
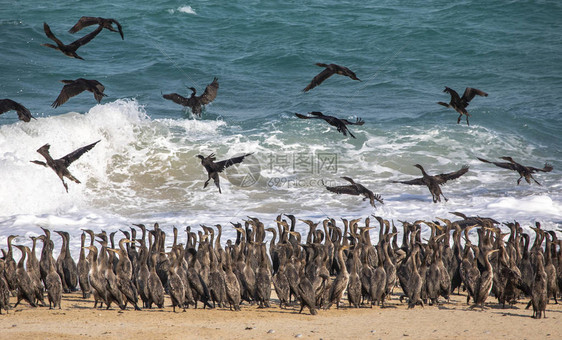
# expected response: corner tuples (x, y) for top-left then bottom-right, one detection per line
(437, 87), (488, 126)
(478, 156), (553, 186)
(295, 112), (364, 138)
(30, 140), (101, 192)
(393, 164), (469, 203)
(323, 177), (383, 208)
(163, 77), (219, 116)
(196, 152), (253, 193)
(303, 63), (361, 92)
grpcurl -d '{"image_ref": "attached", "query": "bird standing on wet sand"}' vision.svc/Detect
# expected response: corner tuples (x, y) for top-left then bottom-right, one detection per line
(51, 78), (106, 108)
(303, 63), (361, 92)
(42, 22), (103, 60)
(437, 86), (488, 126)
(478, 156), (553, 186)
(323, 177), (383, 208)
(393, 164), (469, 203)
(196, 152), (253, 193)
(30, 140), (101, 192)
(295, 112), (364, 138)
(163, 77), (219, 116)
(69, 16), (124, 40)
(0, 99), (35, 122)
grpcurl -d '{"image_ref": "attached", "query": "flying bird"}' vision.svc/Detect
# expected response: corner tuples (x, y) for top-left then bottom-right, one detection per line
(69, 16), (124, 40)
(196, 152), (253, 193)
(437, 87), (488, 126)
(393, 164), (469, 203)
(30, 140), (101, 192)
(41, 22), (103, 60)
(302, 63), (361, 92)
(295, 112), (364, 138)
(323, 177), (383, 208)
(0, 99), (34, 122)
(478, 156), (553, 186)
(163, 77), (219, 116)
(51, 78), (106, 108)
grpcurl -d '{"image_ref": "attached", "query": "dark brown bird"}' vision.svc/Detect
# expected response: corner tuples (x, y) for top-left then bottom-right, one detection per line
(69, 16), (124, 40)
(30, 140), (101, 192)
(42, 22), (103, 60)
(437, 87), (488, 126)
(303, 63), (361, 92)
(163, 77), (219, 116)
(478, 156), (553, 186)
(323, 176), (383, 208)
(51, 78), (106, 108)
(295, 112), (364, 138)
(196, 152), (253, 194)
(393, 164), (469, 203)
(0, 99), (34, 122)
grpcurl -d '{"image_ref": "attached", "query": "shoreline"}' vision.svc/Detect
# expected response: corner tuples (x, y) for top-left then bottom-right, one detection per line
(1, 289), (560, 340)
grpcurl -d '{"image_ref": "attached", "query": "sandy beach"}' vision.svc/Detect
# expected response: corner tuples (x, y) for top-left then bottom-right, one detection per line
(1, 288), (560, 340)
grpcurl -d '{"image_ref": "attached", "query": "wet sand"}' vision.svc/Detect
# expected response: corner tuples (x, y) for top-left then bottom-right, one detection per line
(1, 289), (560, 340)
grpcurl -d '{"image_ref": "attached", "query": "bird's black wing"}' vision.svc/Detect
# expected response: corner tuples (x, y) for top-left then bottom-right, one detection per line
(325, 184), (361, 196)
(477, 157), (518, 171)
(43, 22), (65, 47)
(0, 99), (33, 122)
(434, 165), (469, 184)
(213, 153), (253, 172)
(393, 177), (425, 186)
(528, 163), (553, 173)
(335, 65), (360, 81)
(68, 24), (103, 49)
(163, 93), (189, 106)
(303, 67), (334, 92)
(461, 87), (488, 106)
(52, 81), (88, 108)
(295, 113), (318, 119)
(68, 16), (101, 33)
(444, 87), (462, 104)
(341, 117), (364, 126)
(60, 140), (101, 167)
(199, 77), (219, 105)
(88, 80), (106, 103)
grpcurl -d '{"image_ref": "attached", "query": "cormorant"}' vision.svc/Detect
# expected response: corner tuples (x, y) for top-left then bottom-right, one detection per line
(393, 164), (469, 203)
(163, 77), (218, 116)
(0, 99), (34, 122)
(295, 112), (364, 138)
(303, 63), (361, 92)
(0, 260), (10, 314)
(147, 252), (165, 309)
(54, 231), (78, 293)
(69, 16), (124, 39)
(325, 245), (350, 309)
(77, 232), (91, 298)
(437, 87), (488, 126)
(196, 152), (253, 193)
(478, 156), (553, 186)
(472, 249), (500, 310)
(530, 253), (547, 318)
(51, 78), (106, 108)
(13, 245), (38, 308)
(323, 176), (383, 208)
(30, 140), (101, 192)
(45, 251), (63, 309)
(42, 22), (103, 60)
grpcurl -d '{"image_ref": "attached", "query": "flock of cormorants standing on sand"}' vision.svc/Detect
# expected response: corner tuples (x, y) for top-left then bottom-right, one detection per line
(0, 16), (558, 322)
(0, 215), (560, 319)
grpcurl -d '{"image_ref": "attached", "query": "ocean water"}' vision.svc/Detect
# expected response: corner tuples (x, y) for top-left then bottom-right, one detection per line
(1, 1), (561, 257)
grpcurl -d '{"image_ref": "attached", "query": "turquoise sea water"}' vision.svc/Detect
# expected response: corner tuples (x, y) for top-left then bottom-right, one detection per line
(1, 1), (561, 255)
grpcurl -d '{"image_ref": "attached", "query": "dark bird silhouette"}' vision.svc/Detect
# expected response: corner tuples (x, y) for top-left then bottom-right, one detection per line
(323, 177), (383, 208)
(51, 78), (106, 108)
(163, 77), (219, 116)
(0, 99), (34, 122)
(478, 156), (553, 186)
(69, 16), (124, 39)
(41, 22), (103, 60)
(30, 140), (101, 192)
(303, 63), (361, 92)
(393, 164), (469, 203)
(437, 87), (488, 126)
(196, 152), (253, 194)
(295, 112), (364, 138)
